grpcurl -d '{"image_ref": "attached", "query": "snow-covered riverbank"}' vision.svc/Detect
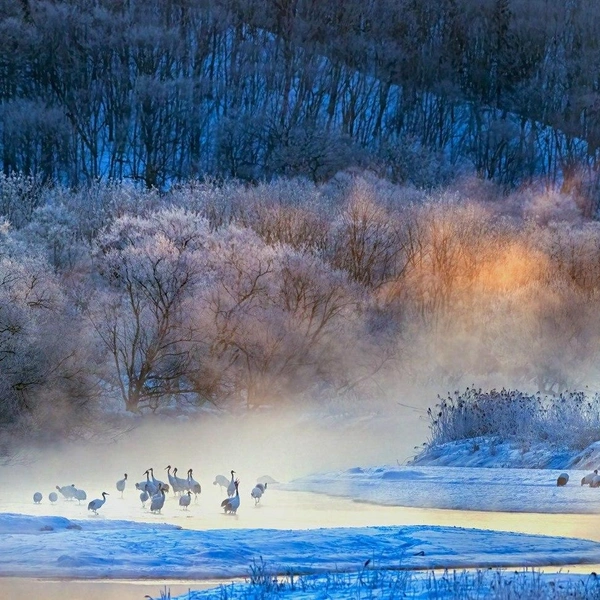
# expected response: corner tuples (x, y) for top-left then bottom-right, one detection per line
(5, 438), (600, 599)
(3, 464), (600, 582)
(410, 437), (600, 470)
(284, 464), (600, 513)
(1, 512), (599, 581)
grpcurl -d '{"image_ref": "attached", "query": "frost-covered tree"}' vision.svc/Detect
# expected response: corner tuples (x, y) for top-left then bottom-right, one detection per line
(0, 220), (94, 446)
(89, 209), (212, 413)
(330, 186), (407, 288)
(202, 225), (358, 407)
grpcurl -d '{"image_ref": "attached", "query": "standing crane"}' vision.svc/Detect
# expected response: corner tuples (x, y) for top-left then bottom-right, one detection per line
(187, 469), (201, 500)
(173, 468), (190, 494)
(88, 492), (109, 515)
(149, 468), (169, 493)
(227, 470), (236, 497)
(221, 479), (240, 514)
(116, 474), (128, 497)
(150, 484), (166, 514)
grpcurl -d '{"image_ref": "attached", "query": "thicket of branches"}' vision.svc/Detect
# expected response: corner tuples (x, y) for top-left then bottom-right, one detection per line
(2, 0), (600, 206)
(2, 173), (600, 446)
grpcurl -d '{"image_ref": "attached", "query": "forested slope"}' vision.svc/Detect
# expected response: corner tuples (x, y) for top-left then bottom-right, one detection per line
(2, 0), (600, 206)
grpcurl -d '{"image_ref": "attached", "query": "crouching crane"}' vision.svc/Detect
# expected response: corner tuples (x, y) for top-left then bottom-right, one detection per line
(213, 475), (229, 491)
(179, 491), (192, 510)
(251, 482), (267, 505)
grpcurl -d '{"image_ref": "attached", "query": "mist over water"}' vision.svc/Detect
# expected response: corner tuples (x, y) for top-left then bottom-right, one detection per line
(9, 392), (429, 491)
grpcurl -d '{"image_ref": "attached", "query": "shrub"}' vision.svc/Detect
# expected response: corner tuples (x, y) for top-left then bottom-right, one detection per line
(426, 388), (600, 451)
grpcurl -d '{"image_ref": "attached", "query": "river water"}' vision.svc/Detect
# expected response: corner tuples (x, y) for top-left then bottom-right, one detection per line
(2, 486), (600, 599)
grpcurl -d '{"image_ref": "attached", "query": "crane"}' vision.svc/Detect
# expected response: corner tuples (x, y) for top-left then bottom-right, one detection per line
(251, 482), (267, 505)
(187, 469), (201, 500)
(116, 474), (128, 497)
(221, 479), (240, 514)
(213, 475), (229, 491)
(179, 490), (192, 510)
(227, 470), (236, 497)
(88, 492), (109, 515)
(150, 484), (166, 514)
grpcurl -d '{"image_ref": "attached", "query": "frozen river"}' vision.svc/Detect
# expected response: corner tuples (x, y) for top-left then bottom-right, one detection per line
(3, 481), (600, 600)
(2, 476), (600, 542)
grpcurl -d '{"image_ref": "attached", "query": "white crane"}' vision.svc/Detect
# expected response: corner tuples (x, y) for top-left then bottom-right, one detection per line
(150, 484), (166, 514)
(135, 477), (151, 494)
(165, 466), (181, 494)
(227, 470), (236, 497)
(56, 484), (76, 500)
(141, 470), (159, 496)
(221, 479), (240, 514)
(73, 488), (87, 504)
(88, 492), (109, 515)
(179, 491), (192, 510)
(172, 467), (190, 493)
(33, 492), (42, 504)
(149, 468), (169, 493)
(213, 475), (229, 491)
(251, 482), (267, 505)
(116, 474), (128, 497)
(166, 466), (188, 495)
(187, 469), (201, 500)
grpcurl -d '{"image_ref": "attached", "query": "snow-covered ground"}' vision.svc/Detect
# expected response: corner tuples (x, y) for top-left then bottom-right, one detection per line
(410, 437), (600, 470)
(3, 511), (600, 580)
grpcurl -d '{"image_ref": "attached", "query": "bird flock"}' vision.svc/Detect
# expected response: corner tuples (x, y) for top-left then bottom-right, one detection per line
(31, 466), (271, 517)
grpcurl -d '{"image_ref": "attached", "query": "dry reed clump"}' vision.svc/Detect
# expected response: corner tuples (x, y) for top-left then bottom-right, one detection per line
(426, 388), (600, 451)
(176, 559), (600, 600)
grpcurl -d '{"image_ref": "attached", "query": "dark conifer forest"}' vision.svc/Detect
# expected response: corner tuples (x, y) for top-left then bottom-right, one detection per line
(2, 0), (600, 195)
